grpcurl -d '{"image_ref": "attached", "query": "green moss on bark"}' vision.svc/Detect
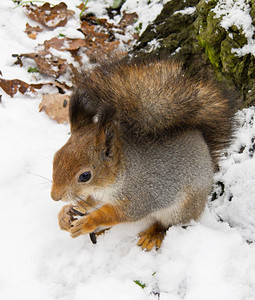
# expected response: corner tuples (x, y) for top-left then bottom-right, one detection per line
(132, 0), (202, 73)
(195, 0), (253, 106)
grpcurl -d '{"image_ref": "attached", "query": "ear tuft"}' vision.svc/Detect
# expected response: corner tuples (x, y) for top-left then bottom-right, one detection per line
(69, 88), (116, 132)
(98, 105), (116, 128)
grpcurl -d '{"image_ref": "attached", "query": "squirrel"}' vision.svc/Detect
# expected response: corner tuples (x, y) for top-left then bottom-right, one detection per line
(51, 59), (237, 251)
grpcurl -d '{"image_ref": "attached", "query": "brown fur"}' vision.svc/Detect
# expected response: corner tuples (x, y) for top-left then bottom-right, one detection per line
(51, 58), (237, 250)
(71, 59), (238, 163)
(51, 123), (123, 202)
(179, 187), (208, 224)
(70, 203), (126, 238)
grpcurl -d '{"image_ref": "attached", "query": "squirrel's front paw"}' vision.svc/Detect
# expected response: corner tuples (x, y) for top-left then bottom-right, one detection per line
(58, 204), (76, 231)
(70, 215), (96, 238)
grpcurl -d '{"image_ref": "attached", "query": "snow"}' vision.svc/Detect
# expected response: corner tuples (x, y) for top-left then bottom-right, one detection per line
(121, 0), (165, 34)
(0, 1), (255, 300)
(147, 39), (161, 53)
(211, 108), (255, 242)
(173, 7), (196, 16)
(212, 0), (255, 56)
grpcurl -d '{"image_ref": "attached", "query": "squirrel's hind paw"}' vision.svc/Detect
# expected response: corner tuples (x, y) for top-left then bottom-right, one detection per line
(137, 222), (166, 251)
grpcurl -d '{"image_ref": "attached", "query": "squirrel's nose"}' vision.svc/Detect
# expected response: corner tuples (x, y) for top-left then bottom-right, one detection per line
(51, 186), (62, 201)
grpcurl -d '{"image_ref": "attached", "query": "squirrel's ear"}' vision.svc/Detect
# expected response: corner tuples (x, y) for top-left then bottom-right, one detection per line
(103, 123), (115, 159)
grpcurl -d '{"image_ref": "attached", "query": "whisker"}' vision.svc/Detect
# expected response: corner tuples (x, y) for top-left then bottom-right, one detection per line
(66, 191), (75, 204)
(76, 195), (99, 212)
(76, 199), (88, 212)
(28, 173), (52, 182)
(32, 181), (51, 188)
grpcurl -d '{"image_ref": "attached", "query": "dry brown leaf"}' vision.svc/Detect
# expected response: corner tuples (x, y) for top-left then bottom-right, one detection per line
(85, 41), (122, 61)
(25, 2), (74, 28)
(79, 20), (121, 60)
(18, 51), (68, 78)
(119, 11), (138, 28)
(0, 77), (71, 97)
(77, 11), (138, 61)
(44, 81), (72, 92)
(0, 78), (36, 97)
(83, 15), (113, 29)
(39, 93), (70, 123)
(30, 81), (71, 93)
(28, 32), (37, 40)
(80, 21), (110, 41)
(78, 2), (88, 12)
(25, 23), (43, 39)
(16, 3), (137, 79)
(44, 37), (86, 51)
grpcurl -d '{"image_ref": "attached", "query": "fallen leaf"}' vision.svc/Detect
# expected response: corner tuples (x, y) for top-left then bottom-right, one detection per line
(77, 11), (139, 61)
(0, 78), (36, 97)
(119, 11), (138, 28)
(79, 20), (121, 61)
(69, 51), (83, 65)
(78, 2), (87, 10)
(39, 93), (70, 123)
(82, 15), (113, 29)
(18, 51), (68, 78)
(15, 3), (137, 80)
(80, 20), (110, 41)
(84, 41), (122, 62)
(29, 81), (72, 93)
(25, 23), (43, 39)
(78, 2), (88, 13)
(0, 77), (71, 98)
(44, 81), (72, 92)
(25, 2), (75, 28)
(44, 37), (86, 51)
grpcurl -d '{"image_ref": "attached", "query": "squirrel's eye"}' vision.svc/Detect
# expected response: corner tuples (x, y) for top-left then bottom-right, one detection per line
(78, 171), (91, 182)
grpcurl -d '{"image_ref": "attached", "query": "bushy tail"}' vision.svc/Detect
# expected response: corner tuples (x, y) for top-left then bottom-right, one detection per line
(70, 59), (239, 162)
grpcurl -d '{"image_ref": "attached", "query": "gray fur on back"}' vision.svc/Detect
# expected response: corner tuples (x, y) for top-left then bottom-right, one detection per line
(116, 130), (213, 222)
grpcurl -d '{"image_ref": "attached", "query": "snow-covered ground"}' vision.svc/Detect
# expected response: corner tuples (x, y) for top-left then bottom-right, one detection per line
(0, 1), (255, 299)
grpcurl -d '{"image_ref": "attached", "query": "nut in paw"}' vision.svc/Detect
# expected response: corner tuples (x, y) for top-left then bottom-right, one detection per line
(70, 215), (96, 238)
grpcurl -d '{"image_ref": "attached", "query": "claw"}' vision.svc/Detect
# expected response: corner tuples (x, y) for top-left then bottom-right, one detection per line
(58, 204), (75, 231)
(137, 222), (166, 251)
